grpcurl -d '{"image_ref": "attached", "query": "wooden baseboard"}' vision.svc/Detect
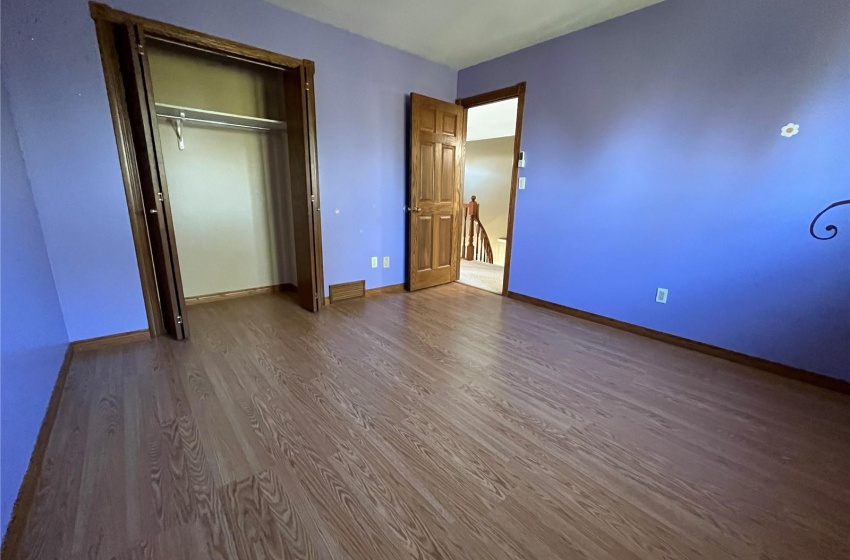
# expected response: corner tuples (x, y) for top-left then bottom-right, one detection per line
(71, 329), (151, 353)
(1, 345), (74, 559)
(185, 283), (295, 306)
(366, 283), (405, 297)
(507, 291), (850, 395)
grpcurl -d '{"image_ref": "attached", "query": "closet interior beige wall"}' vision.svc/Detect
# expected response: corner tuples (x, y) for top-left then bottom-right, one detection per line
(147, 40), (297, 298)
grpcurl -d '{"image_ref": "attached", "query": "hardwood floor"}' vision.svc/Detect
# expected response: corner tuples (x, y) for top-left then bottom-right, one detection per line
(12, 283), (850, 559)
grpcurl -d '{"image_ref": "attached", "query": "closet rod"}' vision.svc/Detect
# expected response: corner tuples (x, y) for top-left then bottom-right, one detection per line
(157, 113), (272, 131)
(149, 36), (286, 72)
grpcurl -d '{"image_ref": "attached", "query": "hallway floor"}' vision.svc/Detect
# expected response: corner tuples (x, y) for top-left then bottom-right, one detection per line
(458, 259), (504, 293)
(11, 284), (850, 559)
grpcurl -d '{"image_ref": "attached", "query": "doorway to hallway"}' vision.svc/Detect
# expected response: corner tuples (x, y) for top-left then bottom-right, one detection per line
(458, 90), (523, 294)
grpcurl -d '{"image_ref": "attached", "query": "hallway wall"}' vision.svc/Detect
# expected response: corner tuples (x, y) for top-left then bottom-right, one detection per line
(462, 136), (515, 266)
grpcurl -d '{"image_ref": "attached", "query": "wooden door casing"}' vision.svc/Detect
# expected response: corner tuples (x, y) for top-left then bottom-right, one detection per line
(136, 27), (190, 338)
(456, 82), (526, 296)
(408, 93), (465, 291)
(283, 64), (324, 312)
(116, 24), (188, 339)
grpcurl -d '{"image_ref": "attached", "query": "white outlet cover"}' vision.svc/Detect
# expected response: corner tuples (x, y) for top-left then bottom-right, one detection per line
(383, 256), (390, 268)
(518, 177), (526, 190)
(656, 288), (669, 304)
(371, 256), (378, 268)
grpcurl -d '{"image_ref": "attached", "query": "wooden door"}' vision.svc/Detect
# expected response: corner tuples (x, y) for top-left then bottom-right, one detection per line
(408, 93), (465, 291)
(116, 24), (188, 338)
(283, 63), (325, 311)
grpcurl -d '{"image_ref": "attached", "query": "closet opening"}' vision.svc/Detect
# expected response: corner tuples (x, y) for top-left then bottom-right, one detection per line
(91, 3), (324, 340)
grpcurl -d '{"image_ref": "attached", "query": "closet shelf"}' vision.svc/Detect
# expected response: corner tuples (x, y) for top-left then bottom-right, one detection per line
(155, 103), (287, 131)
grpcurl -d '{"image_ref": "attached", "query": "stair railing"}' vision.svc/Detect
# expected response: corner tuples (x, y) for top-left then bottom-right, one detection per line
(461, 195), (494, 264)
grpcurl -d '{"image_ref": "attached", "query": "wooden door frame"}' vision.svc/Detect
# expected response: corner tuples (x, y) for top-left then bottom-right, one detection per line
(456, 82), (526, 296)
(90, 2), (324, 337)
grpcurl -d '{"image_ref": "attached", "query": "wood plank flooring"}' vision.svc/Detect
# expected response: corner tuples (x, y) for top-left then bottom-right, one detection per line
(12, 283), (850, 559)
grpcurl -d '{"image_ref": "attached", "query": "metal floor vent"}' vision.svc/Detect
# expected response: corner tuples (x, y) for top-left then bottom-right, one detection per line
(328, 280), (366, 303)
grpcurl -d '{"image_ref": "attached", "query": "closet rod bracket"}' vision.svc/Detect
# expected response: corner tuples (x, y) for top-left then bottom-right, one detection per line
(170, 111), (186, 151)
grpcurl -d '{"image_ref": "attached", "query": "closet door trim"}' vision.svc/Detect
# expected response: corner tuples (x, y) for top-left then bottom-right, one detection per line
(92, 18), (164, 337)
(134, 26), (190, 338)
(90, 3), (303, 69)
(283, 62), (325, 311)
(304, 61), (325, 310)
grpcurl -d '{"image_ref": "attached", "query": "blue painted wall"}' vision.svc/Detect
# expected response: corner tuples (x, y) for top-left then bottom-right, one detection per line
(1, 0), (457, 341)
(1, 82), (70, 533)
(458, 0), (850, 380)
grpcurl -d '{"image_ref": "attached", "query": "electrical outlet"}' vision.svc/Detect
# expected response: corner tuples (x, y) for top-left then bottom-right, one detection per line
(656, 288), (669, 304)
(383, 256), (390, 268)
(371, 256), (378, 268)
(518, 177), (526, 190)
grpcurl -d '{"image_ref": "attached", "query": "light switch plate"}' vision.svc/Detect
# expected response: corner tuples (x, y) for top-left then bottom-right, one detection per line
(371, 256), (378, 268)
(518, 177), (526, 190)
(383, 256), (390, 268)
(656, 288), (669, 304)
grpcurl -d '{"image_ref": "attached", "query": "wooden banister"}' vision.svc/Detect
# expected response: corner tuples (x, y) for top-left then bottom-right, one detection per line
(461, 195), (493, 264)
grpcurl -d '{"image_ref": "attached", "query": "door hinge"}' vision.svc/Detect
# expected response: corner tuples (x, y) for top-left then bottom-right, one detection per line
(137, 43), (145, 55)
(157, 192), (164, 202)
(177, 315), (183, 325)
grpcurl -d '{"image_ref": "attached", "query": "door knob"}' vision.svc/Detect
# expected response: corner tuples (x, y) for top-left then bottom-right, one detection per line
(407, 206), (422, 212)
(148, 208), (158, 214)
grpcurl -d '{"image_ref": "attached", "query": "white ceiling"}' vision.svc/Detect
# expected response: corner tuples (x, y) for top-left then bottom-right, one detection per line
(265, 0), (662, 68)
(467, 99), (518, 141)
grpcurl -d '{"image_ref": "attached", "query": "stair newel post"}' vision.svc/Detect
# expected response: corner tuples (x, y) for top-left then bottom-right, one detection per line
(465, 195), (478, 261)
